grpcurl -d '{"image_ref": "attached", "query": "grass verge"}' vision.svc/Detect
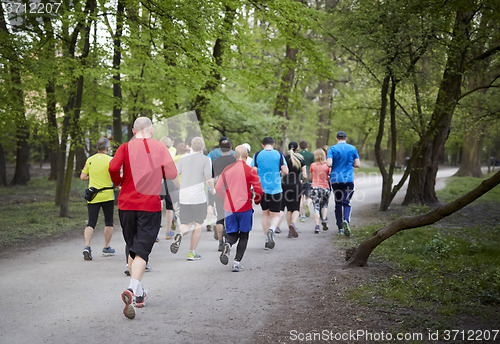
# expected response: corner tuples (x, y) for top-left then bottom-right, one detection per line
(346, 173), (500, 331)
(0, 177), (102, 248)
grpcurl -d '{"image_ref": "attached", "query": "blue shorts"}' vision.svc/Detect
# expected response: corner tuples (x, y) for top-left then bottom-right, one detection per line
(224, 209), (254, 233)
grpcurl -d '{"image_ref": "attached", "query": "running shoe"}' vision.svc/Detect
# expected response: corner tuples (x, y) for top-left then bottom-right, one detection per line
(337, 229), (344, 235)
(187, 251), (202, 261)
(165, 230), (175, 240)
(305, 205), (311, 217)
(124, 264), (130, 276)
(83, 246), (92, 261)
(220, 243), (230, 265)
(145, 263), (151, 272)
(218, 242), (225, 252)
(266, 229), (275, 249)
(322, 221), (328, 231)
(314, 225), (320, 234)
(343, 220), (351, 237)
(288, 224), (298, 238)
(170, 233), (182, 254)
(102, 246), (115, 256)
(232, 261), (243, 272)
(121, 288), (135, 319)
(299, 216), (306, 222)
(275, 227), (281, 234)
(135, 289), (147, 308)
(206, 224), (212, 232)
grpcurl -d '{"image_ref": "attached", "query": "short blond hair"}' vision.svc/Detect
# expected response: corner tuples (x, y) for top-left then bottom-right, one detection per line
(314, 148), (326, 163)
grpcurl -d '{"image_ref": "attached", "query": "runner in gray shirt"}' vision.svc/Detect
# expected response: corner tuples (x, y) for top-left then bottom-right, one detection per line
(170, 137), (214, 261)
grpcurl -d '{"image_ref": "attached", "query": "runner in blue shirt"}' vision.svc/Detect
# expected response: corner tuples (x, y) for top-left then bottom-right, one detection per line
(252, 137), (288, 249)
(326, 131), (360, 236)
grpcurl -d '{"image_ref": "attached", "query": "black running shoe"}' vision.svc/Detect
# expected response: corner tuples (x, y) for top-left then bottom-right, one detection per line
(83, 246), (92, 261)
(220, 243), (230, 265)
(170, 233), (182, 254)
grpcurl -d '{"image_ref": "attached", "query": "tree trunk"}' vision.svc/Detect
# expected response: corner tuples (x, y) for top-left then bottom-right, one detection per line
(0, 143), (7, 187)
(112, 0), (124, 146)
(315, 79), (332, 148)
(403, 10), (472, 205)
(455, 127), (484, 177)
(274, 44), (298, 150)
(10, 104), (30, 186)
(57, 0), (96, 216)
(345, 170), (500, 268)
(191, 4), (236, 124)
(46, 80), (59, 181)
(74, 143), (86, 177)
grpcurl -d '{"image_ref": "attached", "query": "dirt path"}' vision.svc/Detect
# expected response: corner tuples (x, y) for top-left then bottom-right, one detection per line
(0, 168), (458, 344)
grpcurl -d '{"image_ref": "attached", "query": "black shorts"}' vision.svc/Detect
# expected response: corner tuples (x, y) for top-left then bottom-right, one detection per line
(281, 183), (301, 212)
(260, 192), (282, 213)
(215, 196), (225, 225)
(87, 200), (114, 228)
(119, 210), (161, 262)
(301, 182), (311, 197)
(179, 203), (207, 225)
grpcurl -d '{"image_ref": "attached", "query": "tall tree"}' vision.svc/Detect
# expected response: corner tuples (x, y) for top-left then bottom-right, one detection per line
(0, 0), (30, 185)
(56, 0), (96, 216)
(404, 3), (500, 205)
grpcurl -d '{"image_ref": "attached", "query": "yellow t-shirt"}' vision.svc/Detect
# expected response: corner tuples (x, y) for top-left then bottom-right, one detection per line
(82, 153), (114, 204)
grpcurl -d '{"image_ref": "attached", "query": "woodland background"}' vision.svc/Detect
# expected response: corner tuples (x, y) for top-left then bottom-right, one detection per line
(0, 0), (499, 216)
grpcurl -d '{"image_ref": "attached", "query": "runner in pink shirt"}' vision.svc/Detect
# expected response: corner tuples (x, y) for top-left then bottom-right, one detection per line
(309, 149), (331, 234)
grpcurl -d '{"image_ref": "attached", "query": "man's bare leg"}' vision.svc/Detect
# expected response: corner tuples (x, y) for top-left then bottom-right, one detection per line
(104, 226), (113, 247)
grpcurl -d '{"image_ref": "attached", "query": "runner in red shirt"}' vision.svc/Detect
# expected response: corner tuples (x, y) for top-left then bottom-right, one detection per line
(109, 117), (177, 319)
(215, 145), (263, 272)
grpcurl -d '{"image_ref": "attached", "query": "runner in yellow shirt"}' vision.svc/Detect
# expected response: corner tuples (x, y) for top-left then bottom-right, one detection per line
(80, 138), (115, 260)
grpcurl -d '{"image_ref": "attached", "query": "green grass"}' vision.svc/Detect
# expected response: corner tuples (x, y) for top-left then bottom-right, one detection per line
(0, 177), (102, 248)
(346, 173), (500, 330)
(437, 172), (500, 203)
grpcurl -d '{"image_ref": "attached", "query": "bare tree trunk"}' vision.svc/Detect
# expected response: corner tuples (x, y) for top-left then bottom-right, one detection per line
(10, 103), (30, 186)
(0, 143), (7, 187)
(315, 80), (332, 148)
(112, 0), (124, 146)
(274, 44), (297, 150)
(192, 3), (236, 124)
(46, 80), (59, 181)
(345, 170), (500, 268)
(455, 127), (484, 177)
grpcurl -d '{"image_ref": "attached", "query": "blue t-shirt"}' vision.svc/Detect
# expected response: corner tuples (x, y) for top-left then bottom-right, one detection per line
(252, 149), (287, 194)
(327, 143), (359, 183)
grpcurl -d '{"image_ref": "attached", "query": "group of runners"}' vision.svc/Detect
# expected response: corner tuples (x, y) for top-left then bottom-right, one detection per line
(80, 117), (360, 319)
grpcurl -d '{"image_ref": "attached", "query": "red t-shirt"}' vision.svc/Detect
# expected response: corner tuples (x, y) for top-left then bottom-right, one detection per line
(109, 138), (177, 212)
(309, 162), (330, 189)
(215, 160), (263, 213)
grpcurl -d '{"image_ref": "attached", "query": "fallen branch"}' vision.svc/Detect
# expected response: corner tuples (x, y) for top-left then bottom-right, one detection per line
(344, 171), (500, 268)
